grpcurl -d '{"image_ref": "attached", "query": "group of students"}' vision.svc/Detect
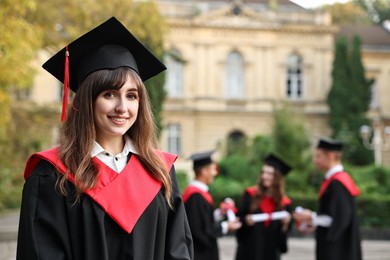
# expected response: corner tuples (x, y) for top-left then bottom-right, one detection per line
(15, 17), (362, 260)
(184, 138), (362, 260)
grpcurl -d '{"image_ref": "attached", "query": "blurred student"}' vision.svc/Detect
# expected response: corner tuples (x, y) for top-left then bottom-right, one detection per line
(235, 154), (292, 260)
(182, 150), (242, 260)
(293, 138), (362, 260)
(16, 17), (193, 260)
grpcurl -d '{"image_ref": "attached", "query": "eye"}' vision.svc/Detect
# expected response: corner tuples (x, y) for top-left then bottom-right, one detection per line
(127, 91), (138, 100)
(103, 91), (116, 98)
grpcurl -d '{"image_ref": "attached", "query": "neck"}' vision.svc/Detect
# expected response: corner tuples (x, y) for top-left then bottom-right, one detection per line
(97, 136), (124, 155)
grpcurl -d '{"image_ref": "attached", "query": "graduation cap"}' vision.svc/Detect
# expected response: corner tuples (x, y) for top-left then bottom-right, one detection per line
(317, 137), (344, 151)
(189, 150), (214, 170)
(264, 154), (291, 176)
(42, 16), (166, 121)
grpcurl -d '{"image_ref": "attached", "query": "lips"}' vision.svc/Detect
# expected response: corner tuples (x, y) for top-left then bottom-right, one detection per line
(109, 116), (129, 124)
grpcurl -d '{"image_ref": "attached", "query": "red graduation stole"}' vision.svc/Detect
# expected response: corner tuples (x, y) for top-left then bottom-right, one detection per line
(319, 171), (360, 198)
(182, 185), (214, 206)
(24, 147), (177, 234)
(246, 186), (291, 226)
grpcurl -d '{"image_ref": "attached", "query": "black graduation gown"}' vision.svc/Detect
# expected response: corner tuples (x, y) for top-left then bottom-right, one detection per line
(16, 159), (193, 260)
(235, 191), (292, 260)
(184, 193), (222, 260)
(316, 180), (362, 260)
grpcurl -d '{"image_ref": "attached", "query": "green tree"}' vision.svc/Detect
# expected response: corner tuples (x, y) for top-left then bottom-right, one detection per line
(354, 0), (390, 24)
(0, 0), (42, 134)
(328, 36), (373, 165)
(272, 105), (311, 172)
(325, 2), (371, 25)
(328, 36), (350, 135)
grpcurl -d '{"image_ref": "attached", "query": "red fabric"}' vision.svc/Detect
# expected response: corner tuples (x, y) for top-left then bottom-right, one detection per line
(24, 147), (177, 234)
(182, 185), (214, 206)
(319, 171), (360, 198)
(61, 46), (70, 122)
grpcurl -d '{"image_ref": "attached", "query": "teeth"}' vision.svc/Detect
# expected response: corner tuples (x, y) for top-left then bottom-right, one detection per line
(112, 117), (126, 122)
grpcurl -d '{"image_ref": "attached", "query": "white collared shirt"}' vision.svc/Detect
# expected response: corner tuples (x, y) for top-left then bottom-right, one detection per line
(325, 164), (344, 180)
(189, 180), (209, 192)
(91, 136), (137, 173)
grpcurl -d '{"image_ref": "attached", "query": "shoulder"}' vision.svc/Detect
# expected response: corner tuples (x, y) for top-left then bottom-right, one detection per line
(245, 186), (258, 196)
(155, 150), (178, 167)
(282, 195), (292, 206)
(26, 159), (58, 180)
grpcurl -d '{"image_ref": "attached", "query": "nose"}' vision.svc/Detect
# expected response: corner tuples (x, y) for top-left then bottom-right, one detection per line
(115, 98), (127, 113)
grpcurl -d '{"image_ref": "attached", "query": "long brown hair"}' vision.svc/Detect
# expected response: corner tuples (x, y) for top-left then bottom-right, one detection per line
(250, 165), (286, 212)
(57, 67), (172, 206)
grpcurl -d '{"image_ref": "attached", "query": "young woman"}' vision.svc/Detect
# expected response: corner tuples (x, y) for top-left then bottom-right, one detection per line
(235, 154), (292, 260)
(16, 17), (193, 260)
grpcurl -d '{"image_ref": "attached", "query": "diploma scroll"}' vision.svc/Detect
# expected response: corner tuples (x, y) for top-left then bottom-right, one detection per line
(250, 210), (290, 223)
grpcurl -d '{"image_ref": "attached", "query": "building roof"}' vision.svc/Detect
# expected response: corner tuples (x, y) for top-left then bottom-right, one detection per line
(337, 24), (390, 47)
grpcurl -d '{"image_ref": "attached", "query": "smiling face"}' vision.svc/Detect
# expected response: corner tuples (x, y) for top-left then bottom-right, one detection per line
(93, 75), (139, 145)
(260, 164), (275, 189)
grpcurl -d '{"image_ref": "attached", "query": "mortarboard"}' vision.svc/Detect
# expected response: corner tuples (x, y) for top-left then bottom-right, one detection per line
(42, 16), (166, 120)
(189, 150), (215, 170)
(264, 154), (291, 176)
(317, 137), (344, 151)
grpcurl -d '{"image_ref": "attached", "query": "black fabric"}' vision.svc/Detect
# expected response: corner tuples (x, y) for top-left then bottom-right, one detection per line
(315, 180), (362, 260)
(16, 160), (193, 260)
(184, 193), (222, 260)
(235, 192), (292, 260)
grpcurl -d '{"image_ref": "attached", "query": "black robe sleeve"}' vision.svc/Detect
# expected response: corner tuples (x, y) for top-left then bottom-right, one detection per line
(165, 166), (194, 259)
(316, 180), (362, 260)
(321, 181), (353, 241)
(185, 193), (221, 260)
(17, 160), (72, 260)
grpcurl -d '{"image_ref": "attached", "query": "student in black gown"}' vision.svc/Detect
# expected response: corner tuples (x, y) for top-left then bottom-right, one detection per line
(293, 138), (362, 260)
(235, 154), (292, 260)
(182, 150), (242, 260)
(16, 17), (193, 260)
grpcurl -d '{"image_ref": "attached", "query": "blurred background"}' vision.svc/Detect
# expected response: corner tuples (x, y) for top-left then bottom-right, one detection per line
(1, 0), (390, 249)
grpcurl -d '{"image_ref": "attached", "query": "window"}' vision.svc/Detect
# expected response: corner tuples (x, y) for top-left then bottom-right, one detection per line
(164, 49), (184, 97)
(369, 79), (378, 109)
(225, 51), (245, 98)
(286, 54), (303, 99)
(166, 124), (182, 155)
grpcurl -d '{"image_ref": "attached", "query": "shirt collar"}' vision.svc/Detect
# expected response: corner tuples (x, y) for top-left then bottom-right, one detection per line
(325, 164), (344, 179)
(190, 180), (209, 192)
(91, 136), (138, 158)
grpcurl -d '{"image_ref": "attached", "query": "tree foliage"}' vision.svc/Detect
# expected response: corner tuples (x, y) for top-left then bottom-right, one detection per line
(272, 105), (311, 172)
(324, 2), (371, 25)
(354, 0), (390, 24)
(327, 36), (373, 165)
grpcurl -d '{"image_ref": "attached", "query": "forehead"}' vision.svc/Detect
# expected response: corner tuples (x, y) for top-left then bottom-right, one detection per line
(262, 164), (275, 173)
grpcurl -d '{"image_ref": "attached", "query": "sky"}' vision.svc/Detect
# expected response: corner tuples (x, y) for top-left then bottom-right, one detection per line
(290, 0), (351, 9)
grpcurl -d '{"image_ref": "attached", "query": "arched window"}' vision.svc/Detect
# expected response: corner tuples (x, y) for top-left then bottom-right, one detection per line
(286, 54), (303, 99)
(227, 130), (246, 156)
(225, 51), (245, 98)
(166, 124), (182, 155)
(164, 49), (184, 97)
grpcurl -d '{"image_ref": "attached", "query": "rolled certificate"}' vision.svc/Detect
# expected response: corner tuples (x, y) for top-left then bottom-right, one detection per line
(250, 211), (290, 223)
(227, 209), (237, 222)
